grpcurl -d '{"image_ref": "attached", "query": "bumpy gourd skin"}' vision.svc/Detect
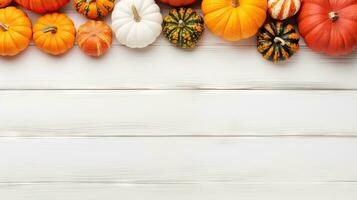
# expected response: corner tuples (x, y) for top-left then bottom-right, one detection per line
(202, 0), (267, 41)
(0, 6), (32, 56)
(162, 7), (204, 48)
(257, 22), (300, 63)
(74, 0), (115, 19)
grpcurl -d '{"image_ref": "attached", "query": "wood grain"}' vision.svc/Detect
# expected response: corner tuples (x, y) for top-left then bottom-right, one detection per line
(0, 137), (356, 183)
(1, 182), (357, 200)
(0, 90), (356, 136)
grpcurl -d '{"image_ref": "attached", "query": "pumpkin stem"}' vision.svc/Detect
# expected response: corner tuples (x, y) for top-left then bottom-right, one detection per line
(131, 5), (141, 22)
(274, 37), (286, 46)
(178, 20), (185, 28)
(0, 22), (9, 32)
(86, 0), (93, 3)
(328, 12), (339, 21)
(232, 0), (240, 8)
(42, 26), (58, 34)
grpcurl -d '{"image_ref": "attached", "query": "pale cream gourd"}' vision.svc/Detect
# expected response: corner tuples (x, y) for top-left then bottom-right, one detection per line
(111, 0), (162, 48)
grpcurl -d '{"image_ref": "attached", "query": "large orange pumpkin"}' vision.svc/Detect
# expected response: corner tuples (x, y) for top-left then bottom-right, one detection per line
(33, 12), (76, 55)
(77, 20), (112, 57)
(159, 0), (196, 6)
(15, 0), (70, 14)
(0, 0), (12, 8)
(202, 0), (267, 41)
(298, 0), (357, 56)
(0, 6), (32, 56)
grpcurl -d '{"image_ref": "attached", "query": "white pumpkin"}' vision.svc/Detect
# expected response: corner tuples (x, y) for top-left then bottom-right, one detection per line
(111, 0), (163, 48)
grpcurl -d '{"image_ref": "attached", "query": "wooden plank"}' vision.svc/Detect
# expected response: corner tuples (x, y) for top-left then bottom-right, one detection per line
(0, 90), (356, 136)
(1, 182), (357, 200)
(0, 137), (356, 183)
(1, 11), (356, 90)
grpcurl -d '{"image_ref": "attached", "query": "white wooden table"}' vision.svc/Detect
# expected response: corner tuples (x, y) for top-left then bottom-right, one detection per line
(1, 2), (357, 199)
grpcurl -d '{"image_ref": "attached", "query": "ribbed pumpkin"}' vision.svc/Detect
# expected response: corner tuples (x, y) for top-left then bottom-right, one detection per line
(201, 0), (267, 41)
(0, 6), (32, 56)
(33, 13), (76, 55)
(159, 0), (196, 6)
(298, 0), (357, 56)
(112, 0), (162, 48)
(74, 0), (115, 19)
(162, 7), (204, 48)
(268, 0), (301, 20)
(15, 0), (70, 14)
(257, 21), (300, 63)
(78, 20), (112, 57)
(0, 0), (12, 8)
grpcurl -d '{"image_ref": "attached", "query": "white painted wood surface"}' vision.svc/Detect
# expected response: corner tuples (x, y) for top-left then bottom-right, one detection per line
(1, 1), (357, 199)
(1, 137), (357, 183)
(2, 183), (357, 200)
(1, 90), (357, 136)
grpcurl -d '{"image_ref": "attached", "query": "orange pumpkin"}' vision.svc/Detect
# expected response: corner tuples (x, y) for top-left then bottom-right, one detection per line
(0, 0), (12, 8)
(15, 0), (70, 14)
(33, 12), (76, 55)
(201, 0), (267, 41)
(298, 0), (357, 56)
(0, 6), (32, 56)
(74, 0), (115, 19)
(77, 20), (112, 57)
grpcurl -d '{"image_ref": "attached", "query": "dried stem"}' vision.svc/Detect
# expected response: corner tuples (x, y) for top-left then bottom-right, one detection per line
(0, 22), (9, 32)
(328, 11), (339, 21)
(42, 26), (58, 34)
(232, 0), (240, 8)
(274, 37), (286, 46)
(132, 5), (141, 22)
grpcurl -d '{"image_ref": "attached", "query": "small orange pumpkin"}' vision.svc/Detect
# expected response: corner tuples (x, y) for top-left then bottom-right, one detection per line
(33, 12), (76, 55)
(202, 0), (267, 41)
(0, 0), (12, 8)
(77, 20), (112, 57)
(0, 6), (32, 56)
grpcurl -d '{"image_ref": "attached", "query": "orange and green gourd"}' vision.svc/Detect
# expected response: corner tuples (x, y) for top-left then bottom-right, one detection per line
(162, 7), (204, 49)
(74, 0), (115, 19)
(257, 21), (300, 63)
